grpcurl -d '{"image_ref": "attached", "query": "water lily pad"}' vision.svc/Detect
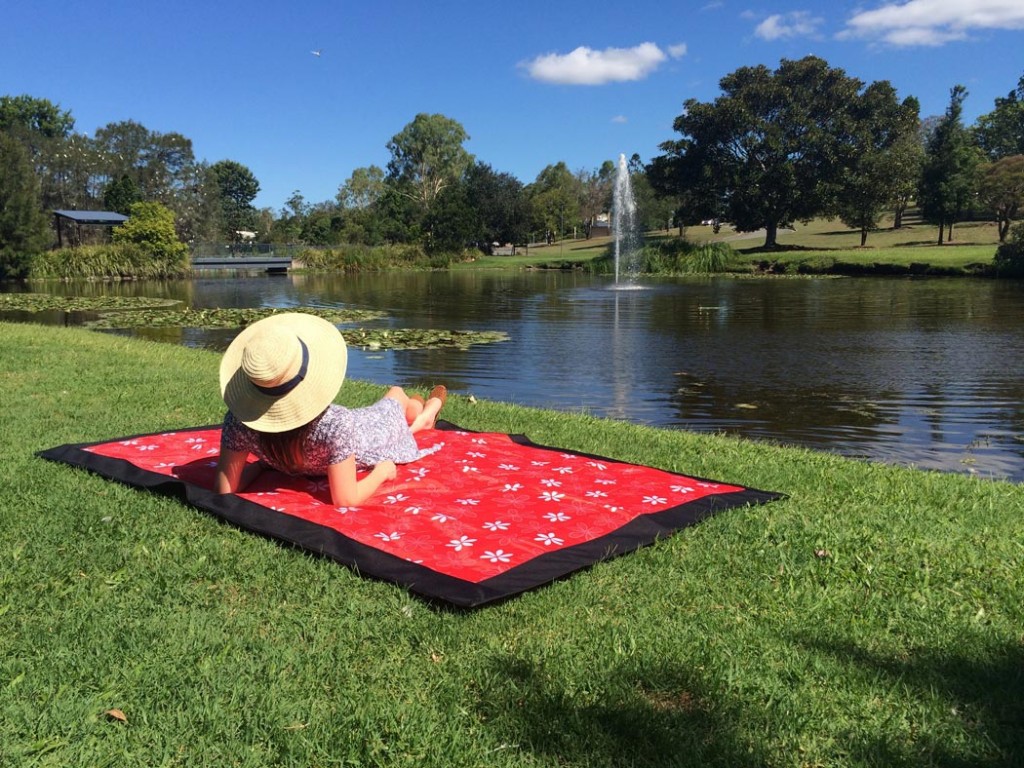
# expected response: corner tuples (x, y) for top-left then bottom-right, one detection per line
(0, 293), (181, 312)
(81, 306), (507, 351)
(84, 306), (385, 329)
(343, 328), (508, 351)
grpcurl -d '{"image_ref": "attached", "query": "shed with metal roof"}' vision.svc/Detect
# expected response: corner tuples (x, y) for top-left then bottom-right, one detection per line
(52, 210), (129, 247)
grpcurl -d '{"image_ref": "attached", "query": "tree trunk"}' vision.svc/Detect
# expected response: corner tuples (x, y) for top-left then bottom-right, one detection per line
(947, 221), (954, 242)
(893, 207), (903, 229)
(999, 218), (1009, 242)
(860, 227), (868, 247)
(936, 219), (945, 245)
(763, 222), (778, 249)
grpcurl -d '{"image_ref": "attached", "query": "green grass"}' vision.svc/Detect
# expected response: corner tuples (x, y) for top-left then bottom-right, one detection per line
(2, 321), (1022, 767)
(507, 214), (1003, 275)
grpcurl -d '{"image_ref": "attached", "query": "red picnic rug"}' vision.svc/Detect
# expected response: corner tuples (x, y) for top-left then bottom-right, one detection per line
(37, 421), (783, 608)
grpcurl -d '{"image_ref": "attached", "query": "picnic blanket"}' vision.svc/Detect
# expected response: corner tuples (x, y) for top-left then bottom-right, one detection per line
(38, 422), (783, 607)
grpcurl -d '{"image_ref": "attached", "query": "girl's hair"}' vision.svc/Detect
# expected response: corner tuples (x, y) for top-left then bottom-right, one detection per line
(257, 410), (325, 474)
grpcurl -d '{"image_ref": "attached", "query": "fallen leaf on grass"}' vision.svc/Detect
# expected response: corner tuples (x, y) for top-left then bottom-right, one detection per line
(104, 709), (127, 723)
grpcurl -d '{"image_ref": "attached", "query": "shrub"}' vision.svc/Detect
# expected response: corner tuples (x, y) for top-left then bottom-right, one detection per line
(295, 243), (474, 272)
(112, 202), (189, 265)
(993, 223), (1024, 278)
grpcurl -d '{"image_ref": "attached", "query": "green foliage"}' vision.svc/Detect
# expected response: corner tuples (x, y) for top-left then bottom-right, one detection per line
(102, 174), (141, 215)
(978, 155), (1024, 241)
(296, 243), (474, 271)
(0, 133), (51, 278)
(206, 159), (260, 240)
(112, 201), (188, 264)
(918, 86), (986, 243)
(92, 120), (196, 204)
(386, 113), (473, 213)
(974, 72), (1024, 160)
(642, 239), (733, 274)
(527, 161), (579, 241)
(837, 83), (921, 245)
(0, 94), (74, 149)
(654, 56), (868, 248)
(28, 243), (192, 279)
(463, 162), (529, 249)
(590, 238), (734, 274)
(993, 222), (1024, 277)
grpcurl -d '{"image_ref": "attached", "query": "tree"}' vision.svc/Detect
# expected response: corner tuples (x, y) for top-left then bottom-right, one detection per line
(526, 162), (579, 243)
(627, 154), (675, 232)
(0, 94), (74, 155)
(462, 162), (529, 250)
(888, 127), (925, 229)
(385, 114), (473, 213)
(993, 221), (1024, 276)
(836, 83), (920, 246)
(0, 133), (51, 278)
(576, 160), (614, 237)
(92, 120), (196, 205)
(333, 166), (387, 245)
(205, 160), (260, 242)
(338, 165), (385, 210)
(652, 56), (866, 248)
(112, 201), (188, 263)
(272, 190), (308, 243)
(918, 86), (984, 244)
(978, 155), (1024, 242)
(974, 73), (1024, 160)
(103, 174), (141, 215)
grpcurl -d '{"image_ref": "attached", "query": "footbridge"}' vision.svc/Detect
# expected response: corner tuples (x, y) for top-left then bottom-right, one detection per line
(191, 255), (292, 273)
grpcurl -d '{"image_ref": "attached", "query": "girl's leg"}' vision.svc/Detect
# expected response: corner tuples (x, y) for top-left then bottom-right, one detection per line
(409, 386), (445, 432)
(384, 385), (424, 425)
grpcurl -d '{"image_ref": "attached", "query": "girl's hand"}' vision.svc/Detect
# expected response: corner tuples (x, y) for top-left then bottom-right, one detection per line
(378, 460), (397, 481)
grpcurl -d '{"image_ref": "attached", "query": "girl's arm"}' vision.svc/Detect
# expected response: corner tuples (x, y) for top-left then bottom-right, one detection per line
(327, 455), (397, 506)
(215, 447), (264, 494)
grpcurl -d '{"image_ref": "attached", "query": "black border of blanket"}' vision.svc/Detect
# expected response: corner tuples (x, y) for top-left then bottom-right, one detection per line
(37, 421), (785, 609)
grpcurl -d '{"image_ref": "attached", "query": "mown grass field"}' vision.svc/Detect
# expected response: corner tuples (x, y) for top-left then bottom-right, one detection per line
(473, 213), (1004, 274)
(2, 321), (1022, 767)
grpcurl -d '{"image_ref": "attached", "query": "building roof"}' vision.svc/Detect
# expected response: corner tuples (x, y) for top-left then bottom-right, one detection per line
(53, 210), (129, 224)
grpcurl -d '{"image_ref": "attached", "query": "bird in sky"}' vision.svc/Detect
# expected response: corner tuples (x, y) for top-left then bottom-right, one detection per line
(311, 49), (322, 57)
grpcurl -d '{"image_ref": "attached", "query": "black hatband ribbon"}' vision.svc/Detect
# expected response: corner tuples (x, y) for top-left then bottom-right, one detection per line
(253, 338), (309, 396)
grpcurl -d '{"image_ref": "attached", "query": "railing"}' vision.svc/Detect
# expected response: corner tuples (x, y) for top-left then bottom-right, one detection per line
(190, 255), (292, 273)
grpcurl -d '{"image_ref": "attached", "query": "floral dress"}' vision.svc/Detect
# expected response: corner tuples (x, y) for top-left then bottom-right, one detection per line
(221, 399), (441, 474)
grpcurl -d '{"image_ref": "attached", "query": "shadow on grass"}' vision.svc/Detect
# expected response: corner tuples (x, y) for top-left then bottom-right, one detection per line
(476, 655), (767, 767)
(795, 634), (1024, 767)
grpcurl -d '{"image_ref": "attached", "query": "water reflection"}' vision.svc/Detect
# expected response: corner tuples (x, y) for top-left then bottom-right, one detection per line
(5, 271), (1023, 481)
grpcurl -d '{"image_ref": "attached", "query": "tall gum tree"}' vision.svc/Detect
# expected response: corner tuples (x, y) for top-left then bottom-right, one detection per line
(385, 114), (472, 214)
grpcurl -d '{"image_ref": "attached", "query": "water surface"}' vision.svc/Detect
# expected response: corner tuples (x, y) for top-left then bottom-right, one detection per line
(7, 271), (1023, 481)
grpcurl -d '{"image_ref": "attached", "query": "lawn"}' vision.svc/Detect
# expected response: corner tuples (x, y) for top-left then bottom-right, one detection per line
(487, 212), (1004, 275)
(1, 321), (1021, 767)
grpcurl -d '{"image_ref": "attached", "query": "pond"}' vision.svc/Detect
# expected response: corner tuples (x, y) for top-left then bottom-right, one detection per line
(5, 270), (1024, 482)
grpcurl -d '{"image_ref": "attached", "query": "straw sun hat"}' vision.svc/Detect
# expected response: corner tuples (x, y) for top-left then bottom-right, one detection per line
(220, 312), (347, 433)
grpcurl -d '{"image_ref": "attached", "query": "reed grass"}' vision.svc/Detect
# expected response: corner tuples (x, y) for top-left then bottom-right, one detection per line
(296, 244), (476, 272)
(28, 244), (192, 280)
(1, 321), (1021, 767)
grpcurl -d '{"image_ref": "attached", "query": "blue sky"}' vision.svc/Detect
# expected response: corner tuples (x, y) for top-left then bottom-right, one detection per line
(3, 0), (1022, 211)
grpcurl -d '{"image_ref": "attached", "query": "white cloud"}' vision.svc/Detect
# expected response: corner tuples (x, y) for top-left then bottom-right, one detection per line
(755, 11), (824, 41)
(667, 43), (688, 58)
(611, 115), (628, 124)
(838, 0), (1024, 46)
(522, 42), (668, 85)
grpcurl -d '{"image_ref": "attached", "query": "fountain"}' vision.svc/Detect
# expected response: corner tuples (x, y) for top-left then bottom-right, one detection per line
(612, 153), (641, 286)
